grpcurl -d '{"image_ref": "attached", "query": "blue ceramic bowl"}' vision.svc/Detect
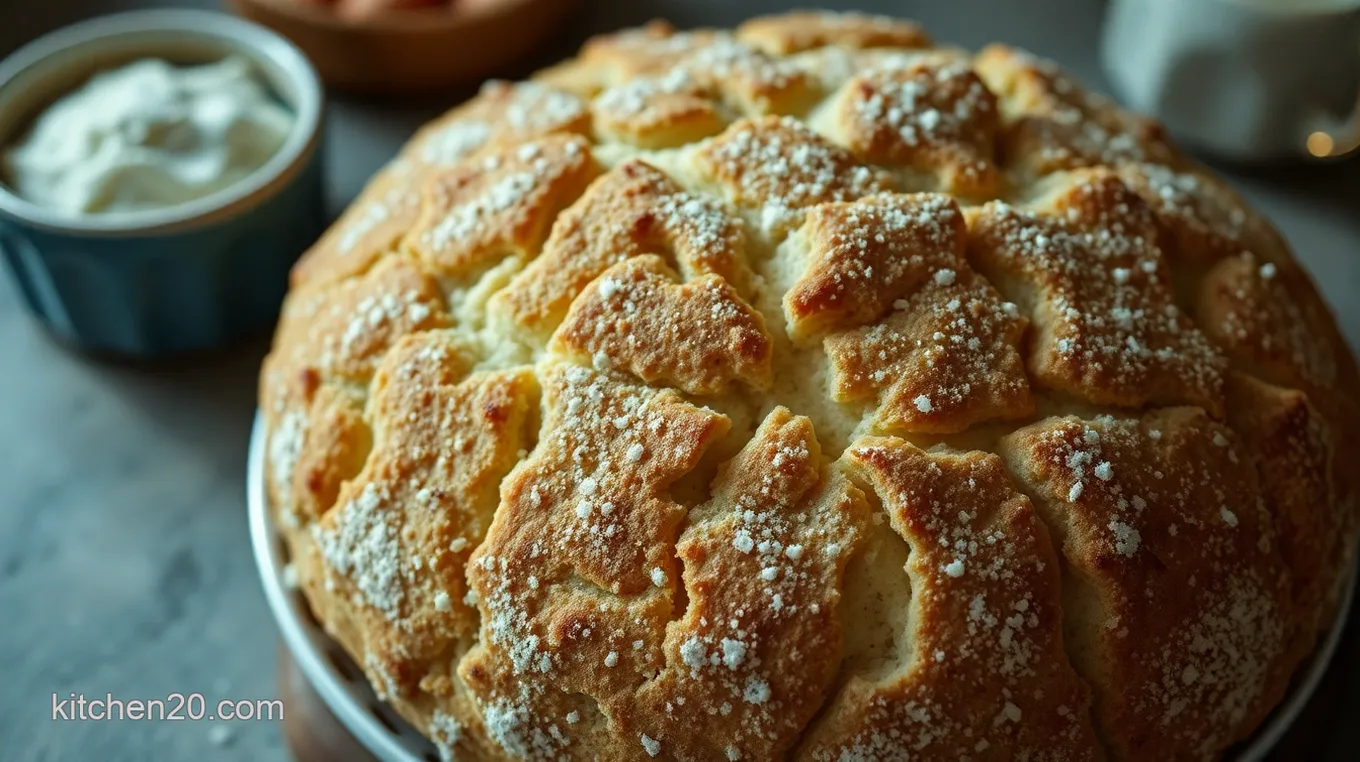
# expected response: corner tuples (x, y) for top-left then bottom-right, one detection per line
(0, 10), (326, 357)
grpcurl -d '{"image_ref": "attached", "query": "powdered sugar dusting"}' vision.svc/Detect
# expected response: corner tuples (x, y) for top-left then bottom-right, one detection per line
(970, 173), (1226, 412)
(1002, 411), (1290, 756)
(785, 193), (1031, 434)
(496, 158), (747, 340)
(461, 365), (729, 756)
(268, 409), (306, 514)
(814, 442), (1097, 759)
(424, 170), (540, 254)
(836, 57), (999, 191)
(621, 409), (865, 759)
(336, 187), (418, 256)
(418, 121), (492, 167)
(552, 255), (770, 395)
(313, 483), (405, 622)
(409, 135), (592, 277)
(976, 45), (1170, 172)
(269, 15), (1334, 762)
(429, 709), (463, 762)
(698, 116), (890, 238)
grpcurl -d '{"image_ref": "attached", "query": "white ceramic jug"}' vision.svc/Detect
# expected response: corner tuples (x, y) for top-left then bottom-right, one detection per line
(1101, 0), (1360, 160)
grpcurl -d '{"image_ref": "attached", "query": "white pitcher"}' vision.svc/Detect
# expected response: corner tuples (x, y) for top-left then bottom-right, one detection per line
(1101, 0), (1360, 160)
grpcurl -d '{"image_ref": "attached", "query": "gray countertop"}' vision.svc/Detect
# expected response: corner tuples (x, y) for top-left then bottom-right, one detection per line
(1, 1), (1357, 760)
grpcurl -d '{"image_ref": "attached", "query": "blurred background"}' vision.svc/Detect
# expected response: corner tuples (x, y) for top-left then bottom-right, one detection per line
(0, 1), (1356, 761)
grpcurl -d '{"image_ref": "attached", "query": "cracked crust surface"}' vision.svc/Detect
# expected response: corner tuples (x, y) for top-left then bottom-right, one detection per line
(291, 81), (593, 288)
(968, 169), (1228, 416)
(998, 411), (1293, 760)
(801, 439), (1102, 761)
(819, 54), (1002, 197)
(550, 255), (772, 395)
(260, 11), (1360, 762)
(493, 159), (750, 342)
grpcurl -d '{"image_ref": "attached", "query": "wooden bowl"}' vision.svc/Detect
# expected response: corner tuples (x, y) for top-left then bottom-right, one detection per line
(227, 0), (576, 93)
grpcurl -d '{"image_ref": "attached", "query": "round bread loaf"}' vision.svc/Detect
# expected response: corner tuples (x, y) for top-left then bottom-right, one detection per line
(260, 11), (1360, 761)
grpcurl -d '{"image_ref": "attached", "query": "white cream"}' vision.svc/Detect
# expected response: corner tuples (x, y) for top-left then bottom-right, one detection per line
(4, 56), (294, 216)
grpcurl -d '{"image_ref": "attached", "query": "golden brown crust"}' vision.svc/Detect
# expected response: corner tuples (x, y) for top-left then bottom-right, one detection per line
(783, 193), (1032, 433)
(825, 274), (1033, 436)
(1225, 373), (1342, 660)
(551, 255), (772, 395)
(577, 22), (722, 82)
(288, 385), (372, 524)
(999, 412), (1294, 761)
(403, 81), (593, 177)
(591, 34), (820, 150)
(259, 11), (1360, 762)
(694, 115), (893, 239)
(269, 255), (453, 388)
(974, 44), (1174, 177)
(459, 365), (731, 759)
(1197, 252), (1360, 642)
(737, 11), (931, 55)
(968, 169), (1228, 415)
(784, 193), (968, 340)
(800, 438), (1102, 761)
(623, 408), (868, 761)
(493, 159), (750, 342)
(593, 78), (728, 150)
(260, 255), (454, 516)
(403, 135), (600, 280)
(289, 332), (539, 759)
(1197, 249), (1345, 400)
(1114, 163), (1284, 267)
(291, 81), (591, 289)
(289, 170), (423, 288)
(822, 55), (1001, 196)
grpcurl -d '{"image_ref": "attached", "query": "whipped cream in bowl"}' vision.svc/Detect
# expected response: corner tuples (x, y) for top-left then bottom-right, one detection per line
(6, 55), (295, 217)
(0, 10), (326, 356)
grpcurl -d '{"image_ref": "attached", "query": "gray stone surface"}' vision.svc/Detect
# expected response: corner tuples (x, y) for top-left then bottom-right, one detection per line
(0, 1), (1356, 761)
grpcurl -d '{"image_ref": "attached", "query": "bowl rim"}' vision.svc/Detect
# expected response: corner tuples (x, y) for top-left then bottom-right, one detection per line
(0, 9), (323, 238)
(245, 410), (1360, 762)
(234, 0), (554, 34)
